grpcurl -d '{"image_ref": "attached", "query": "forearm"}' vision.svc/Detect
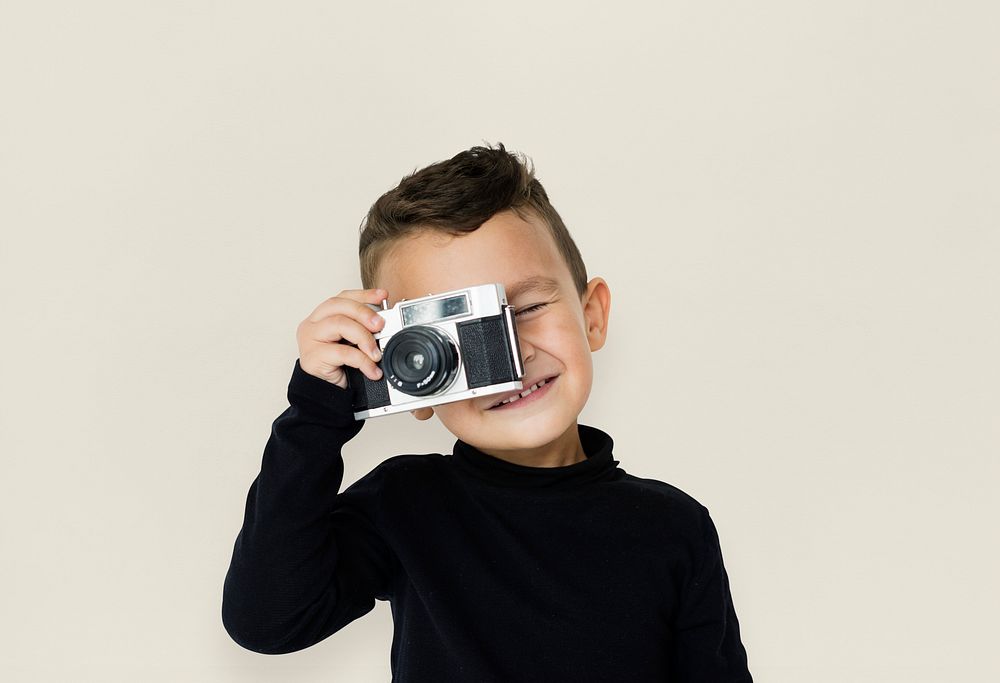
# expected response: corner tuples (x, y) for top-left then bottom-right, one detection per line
(222, 360), (377, 654)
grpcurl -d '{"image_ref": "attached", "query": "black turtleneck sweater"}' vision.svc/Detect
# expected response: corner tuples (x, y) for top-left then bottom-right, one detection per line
(222, 360), (753, 681)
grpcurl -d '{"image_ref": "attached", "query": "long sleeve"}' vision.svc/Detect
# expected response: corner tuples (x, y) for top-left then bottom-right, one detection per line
(221, 359), (400, 654)
(669, 506), (753, 681)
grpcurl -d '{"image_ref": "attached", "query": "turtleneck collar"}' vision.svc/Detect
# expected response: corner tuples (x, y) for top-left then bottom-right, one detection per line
(450, 424), (620, 490)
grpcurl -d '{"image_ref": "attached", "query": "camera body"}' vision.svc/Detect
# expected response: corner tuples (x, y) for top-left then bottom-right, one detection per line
(344, 282), (525, 420)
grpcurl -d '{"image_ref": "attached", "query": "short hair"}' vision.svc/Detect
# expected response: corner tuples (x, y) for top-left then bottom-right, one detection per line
(358, 142), (588, 297)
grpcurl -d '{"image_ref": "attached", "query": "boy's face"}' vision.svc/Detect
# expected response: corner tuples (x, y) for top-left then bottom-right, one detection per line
(374, 209), (610, 457)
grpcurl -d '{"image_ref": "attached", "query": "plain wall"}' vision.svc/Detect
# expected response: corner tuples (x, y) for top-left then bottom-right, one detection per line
(1, 1), (997, 681)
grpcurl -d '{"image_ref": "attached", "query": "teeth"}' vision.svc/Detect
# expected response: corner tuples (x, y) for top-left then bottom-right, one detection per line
(494, 378), (548, 407)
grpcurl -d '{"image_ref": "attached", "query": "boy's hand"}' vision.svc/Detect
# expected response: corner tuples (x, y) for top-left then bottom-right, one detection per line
(296, 288), (387, 390)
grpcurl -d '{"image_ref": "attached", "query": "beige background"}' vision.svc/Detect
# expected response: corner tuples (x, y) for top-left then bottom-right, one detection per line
(1, 1), (997, 681)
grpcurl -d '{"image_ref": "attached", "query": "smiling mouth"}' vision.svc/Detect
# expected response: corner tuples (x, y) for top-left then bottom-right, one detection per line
(487, 375), (559, 410)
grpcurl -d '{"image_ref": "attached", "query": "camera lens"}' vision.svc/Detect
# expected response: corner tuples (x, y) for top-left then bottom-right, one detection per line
(382, 325), (459, 396)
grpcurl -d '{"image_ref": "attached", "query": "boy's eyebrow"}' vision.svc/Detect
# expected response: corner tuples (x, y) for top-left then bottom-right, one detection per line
(504, 275), (561, 301)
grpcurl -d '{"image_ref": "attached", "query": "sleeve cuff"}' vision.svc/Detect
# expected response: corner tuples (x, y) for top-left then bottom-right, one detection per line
(287, 358), (362, 428)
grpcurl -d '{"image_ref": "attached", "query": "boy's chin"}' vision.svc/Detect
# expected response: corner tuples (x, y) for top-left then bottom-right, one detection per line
(477, 411), (572, 441)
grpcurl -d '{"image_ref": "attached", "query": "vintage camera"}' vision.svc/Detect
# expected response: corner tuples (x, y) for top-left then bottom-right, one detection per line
(344, 282), (525, 420)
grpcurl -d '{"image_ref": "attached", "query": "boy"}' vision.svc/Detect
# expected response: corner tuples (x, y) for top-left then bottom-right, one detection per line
(222, 143), (753, 681)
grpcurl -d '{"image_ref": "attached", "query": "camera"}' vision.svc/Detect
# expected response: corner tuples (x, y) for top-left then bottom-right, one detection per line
(344, 282), (525, 420)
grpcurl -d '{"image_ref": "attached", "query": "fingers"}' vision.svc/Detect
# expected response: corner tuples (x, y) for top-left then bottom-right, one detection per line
(297, 288), (389, 385)
(410, 407), (435, 421)
(303, 343), (384, 382)
(308, 314), (383, 361)
(306, 288), (388, 324)
(297, 288), (387, 360)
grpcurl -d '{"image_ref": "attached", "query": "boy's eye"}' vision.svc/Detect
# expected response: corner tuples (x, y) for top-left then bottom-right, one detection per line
(514, 303), (548, 317)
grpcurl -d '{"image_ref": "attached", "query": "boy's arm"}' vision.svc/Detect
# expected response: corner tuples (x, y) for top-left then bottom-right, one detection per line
(221, 359), (399, 654)
(669, 506), (754, 682)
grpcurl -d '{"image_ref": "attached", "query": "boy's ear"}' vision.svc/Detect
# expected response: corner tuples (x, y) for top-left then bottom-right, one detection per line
(582, 277), (611, 352)
(410, 407), (435, 421)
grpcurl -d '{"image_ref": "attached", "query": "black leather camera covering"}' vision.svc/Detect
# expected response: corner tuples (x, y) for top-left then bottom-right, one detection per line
(345, 364), (391, 412)
(457, 314), (518, 388)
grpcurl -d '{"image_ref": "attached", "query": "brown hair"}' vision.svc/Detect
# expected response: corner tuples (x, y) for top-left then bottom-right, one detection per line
(358, 142), (588, 297)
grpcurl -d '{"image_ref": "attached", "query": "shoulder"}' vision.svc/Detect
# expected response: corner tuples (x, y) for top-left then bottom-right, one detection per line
(611, 472), (711, 530)
(367, 452), (449, 486)
(617, 472), (707, 508)
(378, 452), (447, 472)
(340, 452), (445, 497)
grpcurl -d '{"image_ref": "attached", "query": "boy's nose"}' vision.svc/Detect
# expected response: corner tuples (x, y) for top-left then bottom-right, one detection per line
(517, 336), (535, 364)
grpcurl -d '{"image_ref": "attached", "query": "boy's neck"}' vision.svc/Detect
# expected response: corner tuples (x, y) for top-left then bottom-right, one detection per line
(474, 421), (587, 468)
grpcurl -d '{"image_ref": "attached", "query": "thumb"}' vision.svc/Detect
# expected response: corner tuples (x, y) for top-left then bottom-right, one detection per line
(410, 407), (435, 421)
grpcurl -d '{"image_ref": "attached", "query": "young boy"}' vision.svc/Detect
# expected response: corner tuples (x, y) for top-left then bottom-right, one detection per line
(222, 143), (753, 681)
